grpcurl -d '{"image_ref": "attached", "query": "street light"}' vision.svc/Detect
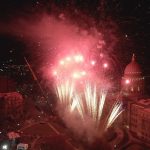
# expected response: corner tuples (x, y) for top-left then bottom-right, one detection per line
(2, 144), (8, 150)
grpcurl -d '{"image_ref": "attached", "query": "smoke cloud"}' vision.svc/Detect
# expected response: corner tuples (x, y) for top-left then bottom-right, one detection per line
(0, 10), (119, 143)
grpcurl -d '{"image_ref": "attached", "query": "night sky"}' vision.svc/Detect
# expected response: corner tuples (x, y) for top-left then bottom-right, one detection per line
(0, 0), (150, 75)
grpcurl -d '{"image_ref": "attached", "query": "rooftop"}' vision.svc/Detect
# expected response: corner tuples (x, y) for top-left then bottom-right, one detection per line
(124, 54), (142, 75)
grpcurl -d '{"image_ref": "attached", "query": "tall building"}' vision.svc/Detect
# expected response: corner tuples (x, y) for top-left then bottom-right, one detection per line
(121, 54), (144, 98)
(121, 54), (150, 146)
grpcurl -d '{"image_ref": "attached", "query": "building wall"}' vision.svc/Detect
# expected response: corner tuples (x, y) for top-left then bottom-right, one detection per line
(0, 92), (24, 120)
(129, 103), (150, 143)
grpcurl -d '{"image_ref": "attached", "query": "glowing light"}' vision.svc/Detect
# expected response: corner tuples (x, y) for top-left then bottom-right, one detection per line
(74, 55), (84, 62)
(72, 94), (84, 119)
(105, 101), (123, 130)
(60, 60), (65, 65)
(103, 63), (108, 68)
(72, 71), (86, 79)
(73, 72), (80, 79)
(56, 81), (74, 107)
(70, 99), (78, 112)
(53, 70), (57, 76)
(83, 84), (107, 127)
(55, 80), (123, 133)
(125, 79), (130, 84)
(91, 60), (96, 66)
(66, 56), (71, 61)
(81, 71), (86, 76)
(70, 84), (123, 130)
(2, 145), (8, 150)
(52, 51), (123, 134)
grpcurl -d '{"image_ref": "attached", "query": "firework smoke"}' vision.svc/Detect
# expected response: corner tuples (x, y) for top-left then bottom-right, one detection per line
(0, 7), (121, 143)
(55, 80), (123, 142)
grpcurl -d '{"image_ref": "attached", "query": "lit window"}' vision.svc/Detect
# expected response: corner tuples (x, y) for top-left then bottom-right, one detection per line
(131, 87), (134, 92)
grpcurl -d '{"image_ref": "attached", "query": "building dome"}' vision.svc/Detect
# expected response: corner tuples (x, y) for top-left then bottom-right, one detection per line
(121, 54), (144, 98)
(124, 54), (142, 75)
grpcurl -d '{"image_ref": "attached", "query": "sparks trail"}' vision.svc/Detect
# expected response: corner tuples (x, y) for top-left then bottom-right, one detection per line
(71, 83), (123, 132)
(71, 84), (107, 128)
(105, 100), (123, 130)
(52, 49), (123, 139)
(55, 80), (123, 135)
(56, 80), (74, 109)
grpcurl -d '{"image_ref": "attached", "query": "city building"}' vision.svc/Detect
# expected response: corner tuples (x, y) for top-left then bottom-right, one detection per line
(130, 99), (150, 143)
(121, 54), (144, 97)
(0, 92), (24, 120)
(121, 54), (150, 146)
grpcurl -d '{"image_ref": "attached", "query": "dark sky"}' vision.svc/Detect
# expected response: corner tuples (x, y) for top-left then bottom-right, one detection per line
(0, 0), (150, 74)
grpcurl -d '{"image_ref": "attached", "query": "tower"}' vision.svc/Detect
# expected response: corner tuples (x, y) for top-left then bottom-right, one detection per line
(121, 54), (144, 98)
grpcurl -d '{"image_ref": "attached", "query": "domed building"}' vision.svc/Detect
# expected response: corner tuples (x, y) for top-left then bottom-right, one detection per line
(121, 54), (144, 97)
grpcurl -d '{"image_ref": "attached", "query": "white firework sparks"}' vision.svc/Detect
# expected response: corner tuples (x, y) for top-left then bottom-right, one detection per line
(71, 94), (84, 119)
(56, 81), (123, 133)
(84, 83), (107, 127)
(72, 83), (107, 128)
(56, 80), (74, 108)
(105, 100), (124, 130)
(70, 83), (123, 130)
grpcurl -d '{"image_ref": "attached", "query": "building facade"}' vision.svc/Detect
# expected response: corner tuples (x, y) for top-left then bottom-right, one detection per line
(0, 92), (24, 120)
(121, 54), (144, 97)
(121, 54), (150, 145)
(130, 99), (150, 143)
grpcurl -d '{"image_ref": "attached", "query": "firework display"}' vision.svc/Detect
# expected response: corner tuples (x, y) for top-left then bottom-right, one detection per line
(53, 51), (123, 134)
